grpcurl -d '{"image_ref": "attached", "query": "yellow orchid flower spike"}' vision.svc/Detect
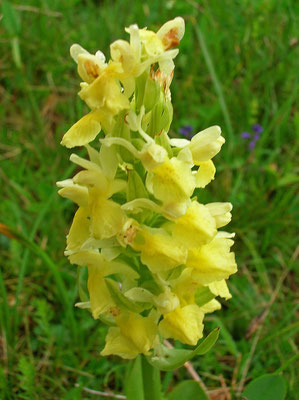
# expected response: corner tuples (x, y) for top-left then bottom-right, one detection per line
(57, 17), (237, 360)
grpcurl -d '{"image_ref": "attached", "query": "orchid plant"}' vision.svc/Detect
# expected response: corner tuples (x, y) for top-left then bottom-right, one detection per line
(57, 17), (237, 399)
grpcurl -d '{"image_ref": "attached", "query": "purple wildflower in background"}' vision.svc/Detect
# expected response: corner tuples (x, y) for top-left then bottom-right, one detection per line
(179, 124), (194, 138)
(252, 124), (263, 134)
(240, 123), (263, 151)
(241, 132), (251, 139)
(253, 133), (260, 140)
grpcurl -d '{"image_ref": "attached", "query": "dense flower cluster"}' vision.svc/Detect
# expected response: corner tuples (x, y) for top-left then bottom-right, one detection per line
(57, 17), (237, 359)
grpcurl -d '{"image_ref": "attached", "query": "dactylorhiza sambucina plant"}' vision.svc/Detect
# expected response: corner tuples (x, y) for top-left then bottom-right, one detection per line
(57, 17), (237, 364)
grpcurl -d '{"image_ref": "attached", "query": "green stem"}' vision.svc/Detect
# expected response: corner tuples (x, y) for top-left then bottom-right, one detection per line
(141, 356), (162, 400)
(125, 356), (162, 400)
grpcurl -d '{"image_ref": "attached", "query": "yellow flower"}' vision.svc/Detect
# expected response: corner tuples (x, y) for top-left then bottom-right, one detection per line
(153, 288), (180, 314)
(69, 160), (126, 240)
(70, 43), (130, 115)
(79, 62), (130, 113)
(57, 179), (89, 207)
(66, 207), (90, 253)
(195, 160), (216, 188)
(206, 202), (233, 228)
(138, 17), (184, 74)
(187, 237), (237, 285)
(89, 188), (125, 240)
(170, 267), (198, 306)
(132, 227), (187, 273)
(156, 17), (185, 50)
(139, 142), (168, 171)
(68, 251), (139, 281)
(60, 45), (121, 148)
(60, 111), (103, 148)
(209, 280), (232, 300)
(70, 43), (107, 84)
(200, 299), (221, 314)
(189, 126), (225, 164)
(87, 264), (115, 319)
(58, 17), (238, 359)
(159, 305), (204, 345)
(123, 286), (179, 315)
(69, 251), (139, 320)
(170, 201), (217, 248)
(101, 312), (158, 359)
(110, 39), (137, 76)
(139, 29), (165, 56)
(100, 135), (170, 173)
(146, 157), (196, 215)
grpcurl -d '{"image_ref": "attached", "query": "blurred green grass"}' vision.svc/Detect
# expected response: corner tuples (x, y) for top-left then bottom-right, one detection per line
(0, 0), (298, 398)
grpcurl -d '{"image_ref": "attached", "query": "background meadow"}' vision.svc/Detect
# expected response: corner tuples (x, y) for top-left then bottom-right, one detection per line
(0, 0), (298, 398)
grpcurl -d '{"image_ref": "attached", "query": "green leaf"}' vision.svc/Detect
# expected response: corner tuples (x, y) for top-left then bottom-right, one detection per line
(160, 99), (173, 133)
(11, 37), (22, 68)
(194, 286), (215, 307)
(2, 2), (21, 36)
(105, 279), (151, 313)
(126, 170), (148, 202)
(125, 356), (145, 400)
(155, 130), (173, 158)
(144, 77), (160, 113)
(111, 111), (133, 162)
(148, 95), (164, 137)
(165, 265), (184, 281)
(277, 173), (299, 187)
(168, 381), (209, 400)
(140, 279), (164, 296)
(147, 328), (219, 371)
(135, 71), (148, 113)
(97, 313), (116, 326)
(243, 374), (287, 400)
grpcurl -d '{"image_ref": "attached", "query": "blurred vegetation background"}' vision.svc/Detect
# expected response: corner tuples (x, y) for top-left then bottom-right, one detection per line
(0, 0), (298, 399)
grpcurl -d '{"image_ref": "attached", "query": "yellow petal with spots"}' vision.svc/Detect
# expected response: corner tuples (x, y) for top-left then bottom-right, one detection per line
(157, 17), (185, 50)
(148, 157), (195, 205)
(79, 64), (130, 114)
(139, 30), (164, 56)
(77, 53), (105, 84)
